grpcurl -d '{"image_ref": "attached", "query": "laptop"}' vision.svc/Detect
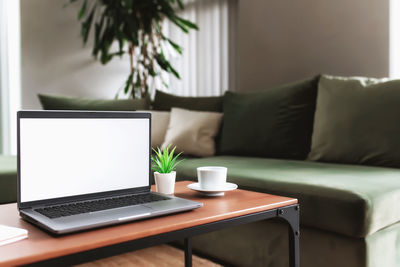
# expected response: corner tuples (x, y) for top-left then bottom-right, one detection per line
(17, 110), (202, 234)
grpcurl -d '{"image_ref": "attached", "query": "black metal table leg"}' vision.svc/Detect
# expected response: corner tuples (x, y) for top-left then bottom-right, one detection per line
(184, 237), (192, 267)
(278, 205), (300, 267)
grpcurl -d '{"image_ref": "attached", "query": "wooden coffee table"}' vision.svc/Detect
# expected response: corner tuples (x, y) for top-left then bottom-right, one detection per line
(0, 181), (299, 267)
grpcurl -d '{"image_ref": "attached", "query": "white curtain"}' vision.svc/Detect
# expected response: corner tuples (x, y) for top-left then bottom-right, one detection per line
(163, 0), (237, 97)
(390, 0), (400, 78)
(0, 0), (21, 155)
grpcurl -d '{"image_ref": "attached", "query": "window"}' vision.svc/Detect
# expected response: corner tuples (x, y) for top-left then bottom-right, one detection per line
(163, 0), (237, 96)
(0, 0), (21, 155)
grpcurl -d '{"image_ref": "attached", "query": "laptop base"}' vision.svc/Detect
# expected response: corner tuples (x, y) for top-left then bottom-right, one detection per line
(21, 194), (202, 235)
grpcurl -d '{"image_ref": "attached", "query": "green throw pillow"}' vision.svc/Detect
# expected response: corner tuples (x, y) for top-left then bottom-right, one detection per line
(38, 94), (150, 111)
(308, 75), (400, 168)
(152, 90), (223, 112)
(219, 76), (320, 159)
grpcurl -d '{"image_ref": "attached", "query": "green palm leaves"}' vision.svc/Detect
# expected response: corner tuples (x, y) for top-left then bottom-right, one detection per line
(67, 0), (198, 99)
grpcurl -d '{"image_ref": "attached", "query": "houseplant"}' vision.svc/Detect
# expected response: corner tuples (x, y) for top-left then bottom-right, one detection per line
(68, 0), (198, 98)
(152, 145), (183, 194)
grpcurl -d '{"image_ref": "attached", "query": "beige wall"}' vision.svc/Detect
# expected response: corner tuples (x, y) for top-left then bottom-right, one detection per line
(237, 0), (390, 92)
(20, 0), (129, 109)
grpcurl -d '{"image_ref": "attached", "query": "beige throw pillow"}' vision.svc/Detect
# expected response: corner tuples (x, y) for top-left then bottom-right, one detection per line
(139, 110), (170, 148)
(162, 108), (223, 157)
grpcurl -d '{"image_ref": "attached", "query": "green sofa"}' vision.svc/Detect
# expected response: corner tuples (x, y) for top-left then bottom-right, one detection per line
(0, 155), (17, 204)
(2, 75), (400, 266)
(175, 157), (400, 267)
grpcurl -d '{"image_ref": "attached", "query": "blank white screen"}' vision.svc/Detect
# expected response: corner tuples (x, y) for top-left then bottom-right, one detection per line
(20, 118), (149, 202)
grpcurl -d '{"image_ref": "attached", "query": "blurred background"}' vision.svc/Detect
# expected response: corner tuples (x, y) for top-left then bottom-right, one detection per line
(0, 0), (395, 154)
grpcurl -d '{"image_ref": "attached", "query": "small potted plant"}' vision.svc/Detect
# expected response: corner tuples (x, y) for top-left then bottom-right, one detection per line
(152, 145), (184, 195)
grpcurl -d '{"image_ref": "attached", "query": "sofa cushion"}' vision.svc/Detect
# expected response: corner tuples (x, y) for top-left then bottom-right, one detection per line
(162, 108), (223, 157)
(38, 94), (150, 111)
(152, 90), (223, 112)
(308, 75), (400, 168)
(219, 76), (319, 159)
(176, 156), (400, 238)
(0, 155), (17, 204)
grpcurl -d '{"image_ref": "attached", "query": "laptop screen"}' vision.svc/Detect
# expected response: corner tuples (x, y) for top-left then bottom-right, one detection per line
(19, 115), (150, 203)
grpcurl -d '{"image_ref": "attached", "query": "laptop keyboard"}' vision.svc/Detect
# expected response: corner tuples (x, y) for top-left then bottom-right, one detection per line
(34, 193), (170, 219)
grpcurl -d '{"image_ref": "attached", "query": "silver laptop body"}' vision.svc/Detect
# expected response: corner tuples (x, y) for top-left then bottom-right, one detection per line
(17, 110), (202, 234)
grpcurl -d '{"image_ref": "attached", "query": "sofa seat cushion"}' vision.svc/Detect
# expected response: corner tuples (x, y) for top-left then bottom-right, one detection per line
(175, 156), (400, 238)
(0, 155), (17, 204)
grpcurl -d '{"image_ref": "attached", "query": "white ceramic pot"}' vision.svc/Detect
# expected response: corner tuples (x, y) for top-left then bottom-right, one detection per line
(154, 171), (176, 195)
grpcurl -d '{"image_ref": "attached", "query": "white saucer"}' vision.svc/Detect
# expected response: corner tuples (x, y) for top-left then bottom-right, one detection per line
(187, 182), (238, 196)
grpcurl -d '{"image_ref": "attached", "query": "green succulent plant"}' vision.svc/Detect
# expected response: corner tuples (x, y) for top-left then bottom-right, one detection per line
(151, 145), (184, 173)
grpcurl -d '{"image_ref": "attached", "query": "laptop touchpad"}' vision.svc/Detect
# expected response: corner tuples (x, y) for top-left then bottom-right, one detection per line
(87, 205), (153, 220)
(114, 205), (153, 217)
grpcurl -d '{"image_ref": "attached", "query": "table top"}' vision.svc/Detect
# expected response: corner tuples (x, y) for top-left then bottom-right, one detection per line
(0, 181), (297, 266)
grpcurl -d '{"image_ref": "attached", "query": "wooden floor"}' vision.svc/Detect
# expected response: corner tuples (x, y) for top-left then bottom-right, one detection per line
(75, 244), (222, 267)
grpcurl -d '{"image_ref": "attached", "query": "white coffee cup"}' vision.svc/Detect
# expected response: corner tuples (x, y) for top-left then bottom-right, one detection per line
(197, 166), (227, 190)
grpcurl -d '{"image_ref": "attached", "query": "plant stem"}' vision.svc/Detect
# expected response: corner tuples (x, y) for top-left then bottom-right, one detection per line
(129, 44), (135, 98)
(141, 32), (148, 98)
